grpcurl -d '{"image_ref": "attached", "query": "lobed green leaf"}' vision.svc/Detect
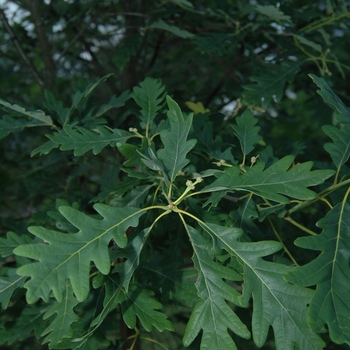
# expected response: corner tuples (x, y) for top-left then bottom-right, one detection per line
(132, 77), (166, 136)
(232, 109), (263, 159)
(322, 124), (350, 169)
(243, 62), (299, 109)
(41, 282), (79, 347)
(48, 125), (132, 156)
(201, 155), (334, 203)
(286, 200), (350, 345)
(183, 224), (250, 350)
(158, 96), (197, 182)
(14, 205), (146, 303)
(310, 74), (350, 124)
(200, 222), (325, 350)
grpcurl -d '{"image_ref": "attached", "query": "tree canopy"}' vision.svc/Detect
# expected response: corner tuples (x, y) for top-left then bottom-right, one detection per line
(1, 1), (350, 349)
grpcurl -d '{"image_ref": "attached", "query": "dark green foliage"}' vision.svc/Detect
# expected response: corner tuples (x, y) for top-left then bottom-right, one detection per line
(1, 1), (350, 349)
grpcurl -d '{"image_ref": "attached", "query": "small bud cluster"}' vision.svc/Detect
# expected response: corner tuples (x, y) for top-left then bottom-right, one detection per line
(214, 159), (226, 167)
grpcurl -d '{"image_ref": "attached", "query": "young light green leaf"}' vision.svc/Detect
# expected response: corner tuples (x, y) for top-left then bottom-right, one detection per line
(149, 19), (194, 39)
(157, 96), (197, 182)
(201, 155), (334, 203)
(286, 200), (350, 345)
(255, 4), (291, 22)
(310, 74), (350, 123)
(14, 205), (146, 303)
(243, 62), (299, 108)
(48, 125), (132, 156)
(0, 99), (53, 125)
(41, 282), (79, 347)
(183, 224), (250, 350)
(232, 109), (262, 158)
(200, 222), (325, 350)
(0, 268), (26, 309)
(132, 77), (166, 136)
(322, 124), (350, 169)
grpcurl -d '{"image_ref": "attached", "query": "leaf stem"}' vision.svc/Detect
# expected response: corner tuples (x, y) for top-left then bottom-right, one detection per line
(284, 216), (318, 236)
(173, 177), (203, 206)
(299, 12), (350, 33)
(139, 336), (170, 350)
(267, 216), (299, 265)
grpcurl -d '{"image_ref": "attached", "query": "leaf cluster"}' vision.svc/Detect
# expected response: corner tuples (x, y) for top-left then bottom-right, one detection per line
(1, 1), (350, 350)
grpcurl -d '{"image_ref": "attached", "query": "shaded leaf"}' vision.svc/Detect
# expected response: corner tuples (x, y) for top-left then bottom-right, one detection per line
(95, 90), (130, 117)
(117, 228), (151, 291)
(121, 283), (175, 332)
(113, 34), (141, 70)
(14, 205), (146, 303)
(150, 19), (194, 39)
(201, 155), (334, 203)
(243, 62), (299, 108)
(295, 35), (322, 52)
(110, 185), (153, 207)
(145, 250), (198, 307)
(31, 139), (59, 156)
(230, 195), (263, 239)
(0, 305), (47, 345)
(0, 116), (40, 139)
(286, 201), (350, 345)
(322, 124), (350, 169)
(195, 33), (233, 55)
(192, 113), (235, 162)
(232, 109), (262, 158)
(310, 74), (350, 123)
(255, 4), (291, 22)
(0, 268), (26, 309)
(169, 0), (194, 9)
(139, 147), (170, 186)
(41, 282), (79, 347)
(0, 231), (33, 257)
